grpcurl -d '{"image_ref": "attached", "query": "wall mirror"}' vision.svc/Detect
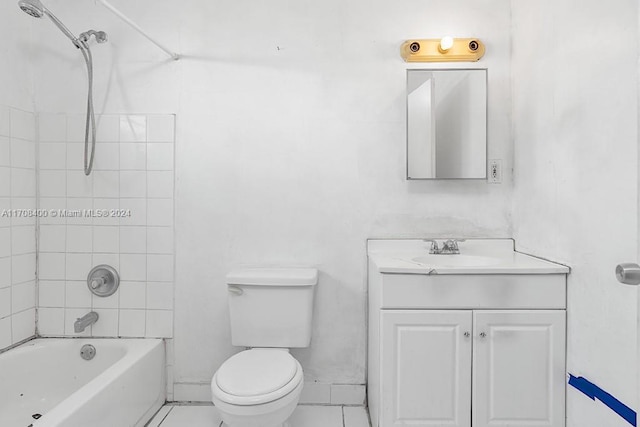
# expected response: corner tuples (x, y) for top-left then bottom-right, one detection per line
(407, 69), (487, 179)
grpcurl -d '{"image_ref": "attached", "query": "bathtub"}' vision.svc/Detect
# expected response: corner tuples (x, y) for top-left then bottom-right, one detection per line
(0, 338), (165, 427)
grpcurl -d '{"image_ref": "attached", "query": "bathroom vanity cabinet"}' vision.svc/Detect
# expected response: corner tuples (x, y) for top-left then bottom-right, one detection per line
(367, 239), (569, 427)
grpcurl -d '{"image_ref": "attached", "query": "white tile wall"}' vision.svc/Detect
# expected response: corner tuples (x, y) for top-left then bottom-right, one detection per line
(66, 115), (87, 143)
(12, 308), (35, 343)
(0, 107), (37, 351)
(37, 307), (64, 335)
(0, 288), (11, 319)
(0, 258), (10, 288)
(39, 143), (66, 170)
(0, 228), (10, 258)
(93, 143), (119, 171)
(0, 108), (9, 140)
(96, 116), (120, 142)
(0, 318), (10, 349)
(0, 137), (9, 168)
(38, 113), (66, 142)
(119, 309), (146, 337)
(91, 308), (118, 336)
(11, 109), (35, 141)
(94, 171), (119, 198)
(12, 168), (36, 197)
(0, 168), (9, 197)
(12, 281), (35, 313)
(39, 253), (66, 279)
(120, 116), (147, 143)
(93, 226), (119, 253)
(120, 281), (147, 309)
(120, 144), (146, 170)
(12, 253), (35, 284)
(38, 281), (65, 307)
(36, 114), (175, 339)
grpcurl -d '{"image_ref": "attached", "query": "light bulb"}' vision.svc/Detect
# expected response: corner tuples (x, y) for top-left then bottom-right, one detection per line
(439, 36), (454, 52)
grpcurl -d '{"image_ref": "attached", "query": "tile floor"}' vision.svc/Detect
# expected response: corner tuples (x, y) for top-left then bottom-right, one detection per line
(148, 404), (370, 427)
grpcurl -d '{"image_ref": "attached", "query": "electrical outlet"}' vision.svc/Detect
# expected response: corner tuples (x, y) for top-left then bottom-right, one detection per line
(489, 160), (502, 184)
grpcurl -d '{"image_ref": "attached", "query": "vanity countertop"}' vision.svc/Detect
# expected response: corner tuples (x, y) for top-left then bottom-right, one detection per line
(368, 239), (570, 275)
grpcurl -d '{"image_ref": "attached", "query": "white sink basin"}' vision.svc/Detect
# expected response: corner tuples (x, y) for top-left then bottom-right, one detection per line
(369, 239), (570, 275)
(412, 254), (502, 268)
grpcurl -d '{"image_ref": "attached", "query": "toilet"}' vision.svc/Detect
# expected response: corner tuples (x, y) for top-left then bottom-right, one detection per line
(211, 268), (318, 427)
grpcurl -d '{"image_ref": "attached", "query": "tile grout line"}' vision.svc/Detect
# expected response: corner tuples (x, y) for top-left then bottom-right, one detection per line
(144, 114), (149, 338)
(34, 110), (40, 338)
(8, 108), (13, 345)
(62, 115), (68, 335)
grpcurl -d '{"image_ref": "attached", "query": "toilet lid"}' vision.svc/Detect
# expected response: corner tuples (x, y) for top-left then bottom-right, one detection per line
(216, 349), (298, 397)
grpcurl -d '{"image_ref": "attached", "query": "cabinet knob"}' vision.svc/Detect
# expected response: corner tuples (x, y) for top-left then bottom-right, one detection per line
(464, 332), (470, 338)
(479, 332), (487, 338)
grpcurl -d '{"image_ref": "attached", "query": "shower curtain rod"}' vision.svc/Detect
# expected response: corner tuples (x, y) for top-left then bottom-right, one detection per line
(95, 0), (180, 60)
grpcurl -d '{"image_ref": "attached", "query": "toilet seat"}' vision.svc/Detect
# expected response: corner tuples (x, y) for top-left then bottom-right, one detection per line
(212, 349), (303, 406)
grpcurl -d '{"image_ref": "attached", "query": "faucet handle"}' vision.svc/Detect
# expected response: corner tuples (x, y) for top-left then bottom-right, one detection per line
(423, 239), (440, 254)
(90, 277), (105, 290)
(442, 239), (464, 253)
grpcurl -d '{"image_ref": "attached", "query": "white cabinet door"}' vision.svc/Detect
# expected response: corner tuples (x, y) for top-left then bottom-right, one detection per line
(473, 310), (566, 427)
(381, 310), (472, 427)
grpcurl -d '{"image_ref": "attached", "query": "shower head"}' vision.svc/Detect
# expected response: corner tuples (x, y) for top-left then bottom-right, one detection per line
(18, 0), (81, 48)
(18, 0), (44, 18)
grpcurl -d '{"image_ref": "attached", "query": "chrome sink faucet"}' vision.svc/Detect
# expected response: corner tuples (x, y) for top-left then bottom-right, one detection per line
(74, 311), (99, 333)
(424, 239), (464, 255)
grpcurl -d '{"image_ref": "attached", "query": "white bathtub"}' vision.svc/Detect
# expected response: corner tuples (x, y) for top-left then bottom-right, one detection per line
(0, 338), (165, 427)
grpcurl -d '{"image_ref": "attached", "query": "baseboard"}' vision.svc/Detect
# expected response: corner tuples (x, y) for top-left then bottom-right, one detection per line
(172, 382), (366, 405)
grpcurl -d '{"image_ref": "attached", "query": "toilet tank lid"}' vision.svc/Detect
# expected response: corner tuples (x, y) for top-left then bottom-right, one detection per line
(226, 268), (318, 286)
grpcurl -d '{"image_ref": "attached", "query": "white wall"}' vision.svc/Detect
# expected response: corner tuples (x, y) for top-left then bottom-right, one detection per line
(0, 1), (38, 351)
(0, 1), (35, 112)
(511, 1), (638, 425)
(29, 0), (513, 397)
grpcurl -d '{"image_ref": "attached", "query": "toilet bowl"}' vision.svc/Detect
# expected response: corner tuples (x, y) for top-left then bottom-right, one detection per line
(211, 349), (304, 427)
(212, 268), (318, 427)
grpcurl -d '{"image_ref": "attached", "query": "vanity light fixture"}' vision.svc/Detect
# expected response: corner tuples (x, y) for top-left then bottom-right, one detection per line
(401, 37), (485, 62)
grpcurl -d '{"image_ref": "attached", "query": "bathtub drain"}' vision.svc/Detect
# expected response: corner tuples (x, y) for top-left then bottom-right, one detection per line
(80, 344), (96, 361)
(32, 414), (42, 419)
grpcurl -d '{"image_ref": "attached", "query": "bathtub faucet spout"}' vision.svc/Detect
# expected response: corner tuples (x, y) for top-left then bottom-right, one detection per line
(74, 311), (99, 333)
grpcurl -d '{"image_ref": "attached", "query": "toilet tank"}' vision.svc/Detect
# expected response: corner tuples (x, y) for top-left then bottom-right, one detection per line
(226, 268), (318, 348)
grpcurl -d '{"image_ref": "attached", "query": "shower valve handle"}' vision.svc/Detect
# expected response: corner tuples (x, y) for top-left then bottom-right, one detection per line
(90, 277), (105, 289)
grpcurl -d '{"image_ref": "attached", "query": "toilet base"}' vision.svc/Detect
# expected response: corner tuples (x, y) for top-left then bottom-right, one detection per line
(213, 379), (303, 427)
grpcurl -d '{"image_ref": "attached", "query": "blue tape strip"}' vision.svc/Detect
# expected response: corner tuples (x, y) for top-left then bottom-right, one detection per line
(568, 374), (636, 426)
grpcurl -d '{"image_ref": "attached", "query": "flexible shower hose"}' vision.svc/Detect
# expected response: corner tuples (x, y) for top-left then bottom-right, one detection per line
(79, 43), (96, 176)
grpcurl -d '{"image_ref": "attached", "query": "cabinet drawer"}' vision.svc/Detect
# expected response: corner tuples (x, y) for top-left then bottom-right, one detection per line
(380, 274), (566, 309)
